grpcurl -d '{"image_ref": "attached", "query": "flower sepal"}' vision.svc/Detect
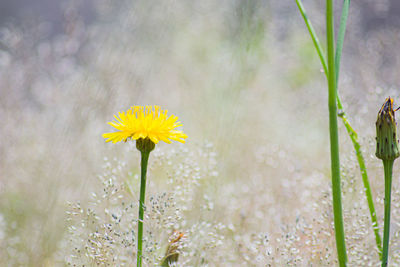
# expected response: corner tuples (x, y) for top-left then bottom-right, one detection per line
(136, 138), (155, 154)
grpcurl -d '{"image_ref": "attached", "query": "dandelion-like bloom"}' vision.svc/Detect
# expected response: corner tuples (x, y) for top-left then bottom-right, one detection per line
(102, 105), (187, 144)
(102, 105), (187, 267)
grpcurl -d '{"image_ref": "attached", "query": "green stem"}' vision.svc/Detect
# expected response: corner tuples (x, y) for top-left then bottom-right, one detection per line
(295, 0), (328, 75)
(295, 0), (382, 258)
(338, 111), (383, 257)
(335, 0), (350, 84)
(334, 0), (382, 256)
(382, 160), (393, 267)
(137, 151), (150, 267)
(327, 0), (347, 266)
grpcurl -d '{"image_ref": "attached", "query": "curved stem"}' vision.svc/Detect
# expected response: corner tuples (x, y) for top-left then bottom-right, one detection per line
(382, 160), (393, 267)
(137, 151), (150, 267)
(335, 0), (350, 85)
(295, 0), (328, 75)
(338, 103), (383, 258)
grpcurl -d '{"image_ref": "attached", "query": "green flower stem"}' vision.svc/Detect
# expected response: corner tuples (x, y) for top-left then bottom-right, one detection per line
(137, 150), (150, 267)
(382, 160), (393, 267)
(295, 0), (382, 258)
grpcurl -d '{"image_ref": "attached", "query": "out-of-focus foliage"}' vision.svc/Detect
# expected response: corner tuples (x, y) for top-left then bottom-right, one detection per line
(1, 0), (400, 265)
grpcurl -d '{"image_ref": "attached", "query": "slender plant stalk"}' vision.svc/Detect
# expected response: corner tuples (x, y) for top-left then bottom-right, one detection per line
(326, 0), (348, 265)
(334, 0), (350, 84)
(382, 160), (393, 267)
(334, 3), (382, 254)
(295, 0), (383, 257)
(137, 151), (150, 267)
(295, 0), (328, 75)
(338, 110), (383, 257)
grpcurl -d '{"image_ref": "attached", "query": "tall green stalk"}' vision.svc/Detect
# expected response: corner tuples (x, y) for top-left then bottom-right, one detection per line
(137, 150), (150, 267)
(382, 160), (393, 267)
(326, 0), (347, 265)
(336, 3), (382, 249)
(295, 0), (383, 258)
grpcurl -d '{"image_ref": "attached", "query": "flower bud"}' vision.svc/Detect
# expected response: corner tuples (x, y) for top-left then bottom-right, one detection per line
(376, 97), (400, 161)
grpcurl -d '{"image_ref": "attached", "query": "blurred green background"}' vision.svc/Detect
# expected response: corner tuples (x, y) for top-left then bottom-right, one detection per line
(1, 0), (400, 265)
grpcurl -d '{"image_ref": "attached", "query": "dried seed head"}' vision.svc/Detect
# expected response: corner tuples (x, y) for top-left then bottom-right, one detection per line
(376, 97), (400, 161)
(161, 231), (184, 266)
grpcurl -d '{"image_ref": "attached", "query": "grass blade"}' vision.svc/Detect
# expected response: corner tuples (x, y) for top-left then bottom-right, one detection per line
(335, 0), (350, 84)
(294, 0), (328, 75)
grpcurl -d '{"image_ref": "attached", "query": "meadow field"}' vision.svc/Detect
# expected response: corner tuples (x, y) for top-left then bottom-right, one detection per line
(1, 0), (400, 266)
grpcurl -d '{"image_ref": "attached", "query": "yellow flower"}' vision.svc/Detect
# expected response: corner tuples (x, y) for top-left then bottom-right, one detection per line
(102, 105), (187, 144)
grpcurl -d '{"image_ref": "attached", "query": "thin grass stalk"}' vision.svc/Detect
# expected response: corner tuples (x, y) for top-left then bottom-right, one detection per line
(295, 0), (328, 75)
(334, 0), (383, 257)
(137, 151), (150, 267)
(327, 0), (347, 265)
(334, 0), (350, 83)
(382, 160), (393, 267)
(295, 0), (382, 257)
(337, 111), (383, 257)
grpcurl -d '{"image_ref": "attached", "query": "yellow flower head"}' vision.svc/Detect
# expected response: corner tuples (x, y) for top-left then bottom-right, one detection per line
(102, 105), (187, 144)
